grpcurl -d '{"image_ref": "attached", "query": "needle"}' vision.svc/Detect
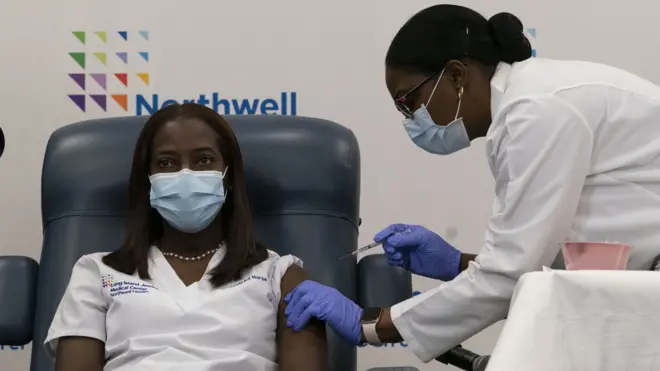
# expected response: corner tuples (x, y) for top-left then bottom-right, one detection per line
(338, 241), (384, 261)
(338, 228), (412, 261)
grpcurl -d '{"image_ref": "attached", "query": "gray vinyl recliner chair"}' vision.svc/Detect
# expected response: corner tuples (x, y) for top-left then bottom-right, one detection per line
(0, 115), (414, 371)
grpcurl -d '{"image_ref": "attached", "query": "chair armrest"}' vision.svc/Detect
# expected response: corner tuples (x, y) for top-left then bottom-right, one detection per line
(357, 254), (412, 308)
(0, 256), (39, 345)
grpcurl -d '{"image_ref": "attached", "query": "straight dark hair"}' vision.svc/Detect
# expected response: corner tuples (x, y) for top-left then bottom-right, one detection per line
(103, 103), (268, 287)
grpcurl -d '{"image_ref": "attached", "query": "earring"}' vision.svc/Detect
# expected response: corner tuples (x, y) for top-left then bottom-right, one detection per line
(458, 87), (464, 100)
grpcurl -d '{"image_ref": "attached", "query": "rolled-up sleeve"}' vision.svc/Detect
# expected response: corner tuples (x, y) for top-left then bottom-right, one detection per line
(391, 94), (594, 362)
(44, 255), (108, 358)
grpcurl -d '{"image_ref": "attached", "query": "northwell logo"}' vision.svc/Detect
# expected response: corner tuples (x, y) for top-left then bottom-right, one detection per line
(67, 30), (150, 113)
(67, 30), (298, 116)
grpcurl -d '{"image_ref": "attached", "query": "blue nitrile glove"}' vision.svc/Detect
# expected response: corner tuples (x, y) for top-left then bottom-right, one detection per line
(284, 280), (363, 345)
(375, 223), (461, 281)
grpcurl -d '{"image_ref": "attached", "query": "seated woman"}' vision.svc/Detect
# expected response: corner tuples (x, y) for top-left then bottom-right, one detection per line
(44, 103), (327, 371)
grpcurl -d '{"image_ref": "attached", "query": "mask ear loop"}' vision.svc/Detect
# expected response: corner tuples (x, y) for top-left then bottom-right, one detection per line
(426, 69), (445, 106)
(454, 87), (464, 120)
(221, 166), (231, 195)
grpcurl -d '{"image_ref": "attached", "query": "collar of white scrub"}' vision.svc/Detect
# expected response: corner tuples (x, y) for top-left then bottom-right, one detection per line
(489, 62), (513, 118)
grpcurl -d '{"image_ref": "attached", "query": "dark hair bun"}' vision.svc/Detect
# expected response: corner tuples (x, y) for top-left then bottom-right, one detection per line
(487, 12), (532, 63)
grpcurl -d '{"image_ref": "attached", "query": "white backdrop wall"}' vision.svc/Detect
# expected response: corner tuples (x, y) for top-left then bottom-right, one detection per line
(0, 0), (659, 370)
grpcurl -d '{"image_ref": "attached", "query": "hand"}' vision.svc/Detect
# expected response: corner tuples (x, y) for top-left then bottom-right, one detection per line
(375, 223), (461, 281)
(284, 280), (363, 345)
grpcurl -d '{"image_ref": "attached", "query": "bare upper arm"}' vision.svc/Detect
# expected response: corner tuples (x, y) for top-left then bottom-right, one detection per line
(276, 264), (328, 371)
(55, 336), (105, 371)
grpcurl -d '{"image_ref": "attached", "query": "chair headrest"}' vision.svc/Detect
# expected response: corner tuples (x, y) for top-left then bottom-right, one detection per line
(41, 115), (360, 229)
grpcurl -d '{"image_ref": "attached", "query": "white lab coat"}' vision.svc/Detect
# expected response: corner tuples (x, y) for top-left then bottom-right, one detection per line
(391, 58), (660, 362)
(44, 247), (301, 371)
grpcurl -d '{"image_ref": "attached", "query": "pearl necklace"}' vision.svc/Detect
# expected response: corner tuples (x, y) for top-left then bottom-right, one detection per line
(161, 243), (224, 261)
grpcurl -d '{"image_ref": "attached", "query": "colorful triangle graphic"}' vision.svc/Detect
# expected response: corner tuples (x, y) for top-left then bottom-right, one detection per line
(526, 28), (536, 38)
(137, 73), (149, 86)
(95, 31), (107, 43)
(118, 31), (128, 41)
(68, 73), (85, 90)
(139, 52), (149, 62)
(72, 31), (85, 45)
(114, 73), (128, 87)
(90, 73), (106, 90)
(69, 52), (86, 69)
(90, 95), (107, 111)
(139, 30), (149, 41)
(93, 52), (107, 65)
(69, 95), (85, 112)
(116, 52), (128, 64)
(112, 94), (128, 111)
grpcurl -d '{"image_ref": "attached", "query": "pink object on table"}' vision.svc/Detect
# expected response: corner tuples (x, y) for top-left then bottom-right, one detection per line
(562, 242), (631, 270)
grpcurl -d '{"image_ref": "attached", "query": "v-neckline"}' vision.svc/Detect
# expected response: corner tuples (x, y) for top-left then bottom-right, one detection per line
(148, 246), (226, 308)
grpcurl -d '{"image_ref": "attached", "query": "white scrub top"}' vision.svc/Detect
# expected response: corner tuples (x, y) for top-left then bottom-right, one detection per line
(391, 58), (660, 362)
(45, 247), (301, 371)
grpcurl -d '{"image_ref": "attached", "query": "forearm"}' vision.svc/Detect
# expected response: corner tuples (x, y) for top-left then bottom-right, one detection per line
(368, 254), (477, 344)
(459, 253), (477, 272)
(372, 308), (403, 343)
(389, 267), (513, 361)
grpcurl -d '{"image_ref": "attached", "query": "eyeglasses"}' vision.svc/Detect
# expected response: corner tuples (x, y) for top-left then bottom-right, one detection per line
(394, 71), (439, 119)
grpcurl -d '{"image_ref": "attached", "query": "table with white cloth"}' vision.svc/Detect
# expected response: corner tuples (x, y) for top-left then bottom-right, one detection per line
(486, 270), (660, 371)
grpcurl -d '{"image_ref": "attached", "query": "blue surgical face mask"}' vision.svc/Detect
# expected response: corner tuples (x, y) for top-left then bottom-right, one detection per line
(403, 69), (471, 155)
(149, 168), (227, 234)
